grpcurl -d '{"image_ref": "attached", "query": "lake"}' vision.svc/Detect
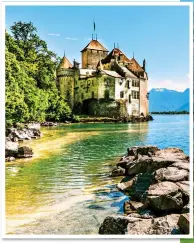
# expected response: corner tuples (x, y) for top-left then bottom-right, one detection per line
(5, 115), (189, 235)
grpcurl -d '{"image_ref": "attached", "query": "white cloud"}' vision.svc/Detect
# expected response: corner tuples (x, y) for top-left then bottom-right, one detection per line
(65, 37), (78, 41)
(48, 33), (61, 36)
(84, 37), (91, 41)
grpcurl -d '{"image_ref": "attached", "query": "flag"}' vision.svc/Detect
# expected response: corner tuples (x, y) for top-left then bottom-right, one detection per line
(93, 21), (96, 32)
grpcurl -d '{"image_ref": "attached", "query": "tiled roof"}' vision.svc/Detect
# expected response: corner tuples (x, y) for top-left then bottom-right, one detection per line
(59, 56), (73, 69)
(102, 48), (131, 64)
(119, 66), (138, 78)
(128, 58), (144, 72)
(81, 39), (108, 52)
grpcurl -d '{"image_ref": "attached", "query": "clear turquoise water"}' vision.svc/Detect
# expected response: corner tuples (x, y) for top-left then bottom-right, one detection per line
(6, 115), (189, 234)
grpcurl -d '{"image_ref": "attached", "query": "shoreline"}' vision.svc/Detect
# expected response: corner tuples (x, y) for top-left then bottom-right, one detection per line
(99, 146), (190, 235)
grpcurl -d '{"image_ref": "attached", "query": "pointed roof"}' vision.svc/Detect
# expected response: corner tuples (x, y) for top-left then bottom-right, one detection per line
(81, 39), (108, 52)
(59, 56), (73, 69)
(128, 57), (144, 72)
(102, 48), (131, 64)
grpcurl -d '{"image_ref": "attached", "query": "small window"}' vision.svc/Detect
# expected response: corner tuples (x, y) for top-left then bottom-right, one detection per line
(120, 91), (124, 98)
(129, 94), (131, 103)
(104, 90), (109, 99)
(132, 91), (139, 99)
(127, 80), (130, 89)
(92, 91), (94, 99)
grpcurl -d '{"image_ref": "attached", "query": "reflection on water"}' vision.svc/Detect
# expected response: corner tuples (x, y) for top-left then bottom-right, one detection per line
(5, 115), (189, 234)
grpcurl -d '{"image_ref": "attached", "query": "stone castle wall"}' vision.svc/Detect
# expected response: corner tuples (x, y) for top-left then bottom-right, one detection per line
(139, 79), (148, 116)
(57, 69), (75, 108)
(82, 49), (108, 69)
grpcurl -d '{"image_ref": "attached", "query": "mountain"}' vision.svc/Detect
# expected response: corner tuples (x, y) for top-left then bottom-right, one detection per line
(176, 102), (189, 112)
(149, 88), (189, 112)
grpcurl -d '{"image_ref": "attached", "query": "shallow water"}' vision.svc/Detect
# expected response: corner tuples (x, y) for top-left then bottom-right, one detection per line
(5, 115), (189, 235)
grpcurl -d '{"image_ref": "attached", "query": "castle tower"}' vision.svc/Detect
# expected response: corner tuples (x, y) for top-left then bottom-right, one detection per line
(56, 53), (75, 108)
(81, 39), (108, 69)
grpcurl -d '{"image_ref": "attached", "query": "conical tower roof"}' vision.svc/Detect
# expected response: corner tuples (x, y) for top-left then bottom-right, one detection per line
(59, 55), (73, 69)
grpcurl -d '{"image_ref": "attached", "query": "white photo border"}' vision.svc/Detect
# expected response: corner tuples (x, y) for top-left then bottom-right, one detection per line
(1, 0), (193, 239)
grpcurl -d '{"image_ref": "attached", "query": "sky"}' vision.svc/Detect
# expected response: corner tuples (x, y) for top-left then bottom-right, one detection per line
(6, 5), (191, 91)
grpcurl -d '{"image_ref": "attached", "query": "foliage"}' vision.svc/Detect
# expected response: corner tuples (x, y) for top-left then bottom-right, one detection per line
(5, 22), (72, 126)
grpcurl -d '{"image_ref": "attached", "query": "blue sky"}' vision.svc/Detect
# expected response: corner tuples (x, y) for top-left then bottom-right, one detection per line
(6, 5), (190, 91)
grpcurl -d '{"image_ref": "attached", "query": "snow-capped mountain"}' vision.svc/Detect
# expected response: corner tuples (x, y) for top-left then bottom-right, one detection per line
(149, 88), (189, 112)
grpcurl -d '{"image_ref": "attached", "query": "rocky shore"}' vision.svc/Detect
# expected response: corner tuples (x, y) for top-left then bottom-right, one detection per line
(99, 146), (190, 235)
(79, 114), (154, 123)
(5, 126), (42, 161)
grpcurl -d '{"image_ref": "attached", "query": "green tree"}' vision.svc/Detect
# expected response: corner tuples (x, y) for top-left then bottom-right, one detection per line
(5, 22), (72, 127)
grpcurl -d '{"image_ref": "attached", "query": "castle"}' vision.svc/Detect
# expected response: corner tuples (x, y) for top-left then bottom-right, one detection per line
(56, 34), (149, 119)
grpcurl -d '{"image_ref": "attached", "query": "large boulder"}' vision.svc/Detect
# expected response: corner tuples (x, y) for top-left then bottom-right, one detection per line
(154, 148), (189, 162)
(117, 156), (135, 169)
(145, 181), (184, 213)
(178, 214), (189, 234)
(148, 214), (180, 235)
(5, 141), (18, 157)
(127, 218), (152, 235)
(124, 200), (144, 214)
(130, 173), (154, 201)
(17, 146), (33, 158)
(99, 214), (181, 235)
(127, 214), (180, 235)
(127, 146), (159, 157)
(110, 166), (125, 177)
(31, 128), (42, 137)
(10, 128), (31, 140)
(5, 156), (15, 162)
(175, 181), (189, 197)
(126, 148), (188, 176)
(171, 161), (189, 171)
(99, 216), (131, 235)
(175, 181), (189, 205)
(117, 173), (154, 201)
(155, 167), (189, 182)
(117, 176), (135, 192)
